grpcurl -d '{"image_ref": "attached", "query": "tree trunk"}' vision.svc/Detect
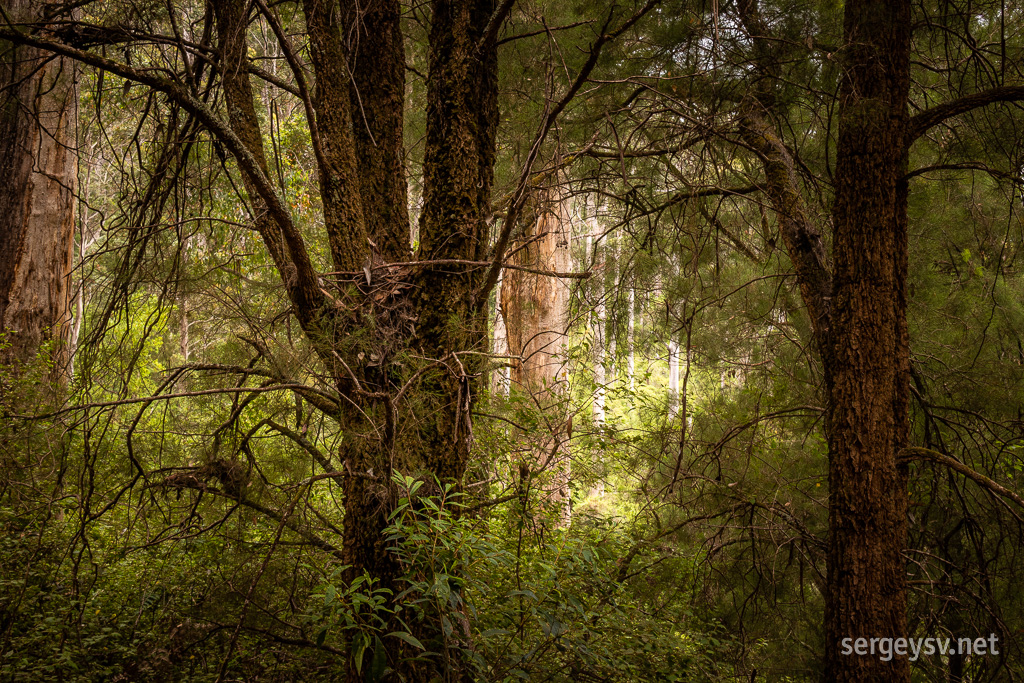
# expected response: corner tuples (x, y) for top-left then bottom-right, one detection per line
(735, 1), (912, 678)
(668, 339), (680, 418)
(492, 267), (511, 396)
(0, 0), (77, 381)
(501, 188), (572, 520)
(586, 222), (606, 426)
(627, 287), (635, 391)
(823, 1), (912, 680)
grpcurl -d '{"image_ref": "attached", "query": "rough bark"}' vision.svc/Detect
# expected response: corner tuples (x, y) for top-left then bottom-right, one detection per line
(343, 0), (411, 262)
(823, 1), (912, 680)
(415, 0), (499, 483)
(301, 0), (369, 274)
(213, 5), (398, 652)
(0, 0), (77, 380)
(736, 1), (912, 679)
(500, 188), (573, 519)
(211, 0), (326, 335)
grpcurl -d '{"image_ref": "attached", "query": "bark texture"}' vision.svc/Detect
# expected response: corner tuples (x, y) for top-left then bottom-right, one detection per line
(415, 0), (499, 484)
(343, 0), (411, 262)
(0, 0), (77, 379)
(501, 189), (573, 517)
(737, 1), (913, 679)
(823, 1), (912, 680)
(215, 0), (500, 677)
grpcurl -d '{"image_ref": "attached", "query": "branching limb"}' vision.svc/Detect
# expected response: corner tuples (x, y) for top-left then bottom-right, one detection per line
(908, 85), (1024, 143)
(900, 446), (1024, 511)
(478, 0), (661, 302)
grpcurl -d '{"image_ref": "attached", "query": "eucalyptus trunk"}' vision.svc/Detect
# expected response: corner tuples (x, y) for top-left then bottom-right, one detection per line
(501, 189), (573, 519)
(0, 0), (77, 381)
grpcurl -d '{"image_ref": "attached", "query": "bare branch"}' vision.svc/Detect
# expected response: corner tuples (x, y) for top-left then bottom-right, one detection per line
(908, 85), (1024, 143)
(900, 447), (1024, 511)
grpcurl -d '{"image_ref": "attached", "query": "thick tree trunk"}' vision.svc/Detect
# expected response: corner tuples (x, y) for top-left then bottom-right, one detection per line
(342, 0), (411, 263)
(823, 1), (912, 681)
(501, 188), (573, 519)
(736, 1), (912, 678)
(0, 0), (77, 380)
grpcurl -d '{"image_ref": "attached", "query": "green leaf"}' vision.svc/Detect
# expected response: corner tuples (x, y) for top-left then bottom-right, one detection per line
(386, 631), (425, 651)
(352, 631), (368, 673)
(432, 575), (450, 605)
(366, 635), (387, 683)
(479, 628), (509, 638)
(441, 615), (453, 638)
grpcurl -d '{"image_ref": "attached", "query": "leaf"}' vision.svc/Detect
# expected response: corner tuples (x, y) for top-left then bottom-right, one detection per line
(387, 631), (425, 651)
(352, 631), (368, 674)
(366, 635), (387, 683)
(441, 615), (453, 638)
(432, 575), (450, 605)
(479, 628), (509, 638)
(507, 589), (537, 601)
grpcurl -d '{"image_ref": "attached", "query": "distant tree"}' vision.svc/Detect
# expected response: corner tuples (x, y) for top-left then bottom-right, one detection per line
(0, 0), (77, 381)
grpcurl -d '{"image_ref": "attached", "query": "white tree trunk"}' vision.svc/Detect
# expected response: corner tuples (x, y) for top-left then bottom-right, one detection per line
(491, 267), (510, 396)
(668, 339), (680, 418)
(627, 287), (635, 391)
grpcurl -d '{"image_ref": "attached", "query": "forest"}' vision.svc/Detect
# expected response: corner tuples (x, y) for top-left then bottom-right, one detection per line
(2, 0), (1024, 681)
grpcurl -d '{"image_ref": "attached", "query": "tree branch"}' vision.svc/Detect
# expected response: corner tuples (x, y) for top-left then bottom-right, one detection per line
(0, 22), (326, 328)
(477, 0), (517, 53)
(908, 85), (1024, 143)
(478, 0), (660, 302)
(900, 447), (1024, 511)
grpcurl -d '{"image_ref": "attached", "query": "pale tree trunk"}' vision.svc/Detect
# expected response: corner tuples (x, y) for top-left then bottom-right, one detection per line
(501, 187), (573, 520)
(0, 0), (77, 382)
(586, 215), (606, 426)
(627, 287), (635, 391)
(593, 298), (606, 425)
(668, 339), (680, 418)
(491, 267), (510, 396)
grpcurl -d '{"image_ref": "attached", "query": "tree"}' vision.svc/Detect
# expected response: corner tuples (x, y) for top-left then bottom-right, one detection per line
(0, 0), (657, 677)
(0, 0), (77, 380)
(500, 186), (575, 520)
(563, 0), (1024, 678)
(739, 1), (1024, 678)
